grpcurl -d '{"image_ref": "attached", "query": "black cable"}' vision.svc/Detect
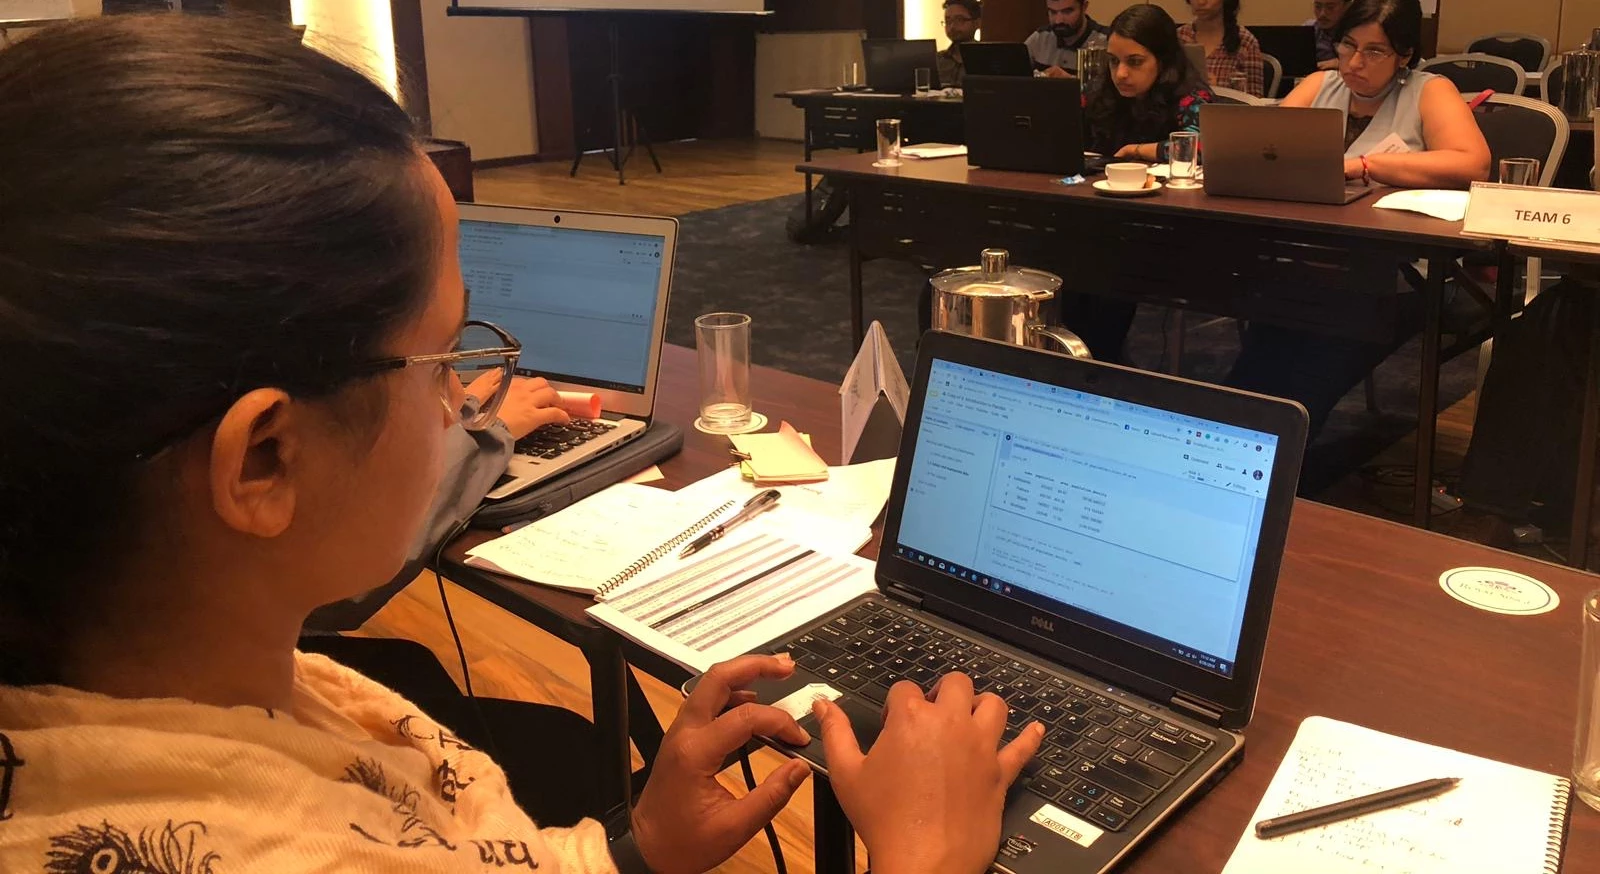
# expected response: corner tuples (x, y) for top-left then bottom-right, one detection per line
(433, 519), (500, 761)
(739, 751), (787, 874)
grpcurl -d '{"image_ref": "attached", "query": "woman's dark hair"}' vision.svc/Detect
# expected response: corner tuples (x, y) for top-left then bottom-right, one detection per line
(0, 15), (436, 682)
(1335, 0), (1423, 68)
(1087, 4), (1206, 150)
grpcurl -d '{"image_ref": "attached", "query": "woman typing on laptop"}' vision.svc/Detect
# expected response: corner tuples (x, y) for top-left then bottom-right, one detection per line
(1067, 4), (1215, 361)
(0, 14), (1042, 874)
(1224, 0), (1490, 439)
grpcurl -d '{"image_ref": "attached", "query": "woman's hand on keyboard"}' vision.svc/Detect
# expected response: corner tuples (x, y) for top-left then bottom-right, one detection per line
(465, 371), (569, 439)
(631, 654), (814, 874)
(814, 672), (1046, 874)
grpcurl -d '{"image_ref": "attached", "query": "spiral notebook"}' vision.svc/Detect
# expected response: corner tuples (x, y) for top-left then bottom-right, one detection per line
(464, 482), (872, 599)
(1222, 716), (1570, 874)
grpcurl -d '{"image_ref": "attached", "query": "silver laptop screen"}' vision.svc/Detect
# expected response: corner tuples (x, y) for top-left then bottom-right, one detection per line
(892, 359), (1281, 678)
(459, 220), (667, 393)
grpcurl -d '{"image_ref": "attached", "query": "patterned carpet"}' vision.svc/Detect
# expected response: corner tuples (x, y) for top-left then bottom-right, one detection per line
(667, 193), (1476, 493)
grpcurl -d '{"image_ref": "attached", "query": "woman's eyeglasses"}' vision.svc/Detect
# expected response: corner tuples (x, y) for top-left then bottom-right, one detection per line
(355, 319), (521, 431)
(1335, 39), (1397, 65)
(132, 320), (523, 460)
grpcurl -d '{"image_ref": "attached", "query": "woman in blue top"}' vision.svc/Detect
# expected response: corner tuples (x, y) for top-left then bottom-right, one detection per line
(1224, 0), (1489, 439)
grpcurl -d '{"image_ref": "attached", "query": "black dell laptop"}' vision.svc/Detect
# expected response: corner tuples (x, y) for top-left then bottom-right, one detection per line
(862, 38), (941, 93)
(737, 331), (1308, 873)
(965, 75), (1084, 176)
(962, 41), (1035, 77)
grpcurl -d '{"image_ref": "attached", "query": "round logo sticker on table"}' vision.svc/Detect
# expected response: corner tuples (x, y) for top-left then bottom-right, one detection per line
(1438, 566), (1560, 616)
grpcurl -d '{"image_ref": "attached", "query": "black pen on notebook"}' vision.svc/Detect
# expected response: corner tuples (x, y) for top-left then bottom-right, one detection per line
(1254, 776), (1462, 840)
(680, 489), (782, 558)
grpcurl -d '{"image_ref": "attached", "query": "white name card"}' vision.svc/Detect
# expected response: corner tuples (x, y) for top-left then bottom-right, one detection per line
(1462, 181), (1600, 246)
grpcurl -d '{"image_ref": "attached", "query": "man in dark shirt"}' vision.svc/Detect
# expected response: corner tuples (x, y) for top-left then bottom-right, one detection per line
(937, 0), (982, 88)
(1025, 0), (1110, 78)
(1309, 0), (1348, 69)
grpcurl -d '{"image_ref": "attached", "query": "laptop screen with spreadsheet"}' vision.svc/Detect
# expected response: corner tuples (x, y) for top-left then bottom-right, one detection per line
(891, 358), (1282, 679)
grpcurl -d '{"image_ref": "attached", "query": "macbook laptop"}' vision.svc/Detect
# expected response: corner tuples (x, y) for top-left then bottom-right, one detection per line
(455, 204), (677, 500)
(962, 41), (1035, 77)
(1200, 105), (1374, 204)
(863, 38), (941, 93)
(737, 331), (1308, 872)
(965, 75), (1084, 176)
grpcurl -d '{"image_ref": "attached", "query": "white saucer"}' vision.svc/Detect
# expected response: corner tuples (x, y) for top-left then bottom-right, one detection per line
(1093, 179), (1163, 197)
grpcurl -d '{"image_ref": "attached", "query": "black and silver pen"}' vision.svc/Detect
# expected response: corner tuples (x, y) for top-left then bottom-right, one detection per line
(680, 489), (782, 558)
(1254, 777), (1461, 839)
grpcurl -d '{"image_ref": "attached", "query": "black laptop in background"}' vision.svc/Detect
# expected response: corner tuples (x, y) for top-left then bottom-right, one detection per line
(1251, 24), (1320, 90)
(965, 75), (1084, 176)
(726, 331), (1308, 873)
(862, 38), (940, 93)
(962, 41), (1035, 77)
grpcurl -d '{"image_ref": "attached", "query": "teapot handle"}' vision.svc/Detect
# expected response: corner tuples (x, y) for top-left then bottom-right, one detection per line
(1029, 325), (1093, 360)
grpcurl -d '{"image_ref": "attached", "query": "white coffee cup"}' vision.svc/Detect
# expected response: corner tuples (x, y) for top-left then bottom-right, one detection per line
(1105, 162), (1150, 190)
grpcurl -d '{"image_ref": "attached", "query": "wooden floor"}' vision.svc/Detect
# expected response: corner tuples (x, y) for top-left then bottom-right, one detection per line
(474, 138), (808, 216)
(363, 137), (1499, 872)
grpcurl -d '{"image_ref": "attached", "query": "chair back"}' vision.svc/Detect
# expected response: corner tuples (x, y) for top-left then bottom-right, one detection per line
(1466, 32), (1551, 76)
(1419, 53), (1527, 96)
(1211, 86), (1264, 106)
(1471, 93), (1568, 187)
(1542, 57), (1564, 105)
(1262, 53), (1284, 98)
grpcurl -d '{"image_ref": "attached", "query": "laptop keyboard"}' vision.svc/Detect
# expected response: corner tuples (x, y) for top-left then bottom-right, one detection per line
(776, 599), (1215, 832)
(514, 418), (617, 459)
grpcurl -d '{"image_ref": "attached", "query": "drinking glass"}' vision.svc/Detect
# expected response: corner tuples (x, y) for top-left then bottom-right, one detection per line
(1575, 589), (1600, 811)
(1166, 131), (1202, 190)
(1499, 157), (1541, 186)
(1078, 46), (1108, 96)
(874, 118), (903, 167)
(915, 67), (932, 94)
(1228, 71), (1249, 93)
(841, 61), (861, 89)
(695, 312), (753, 433)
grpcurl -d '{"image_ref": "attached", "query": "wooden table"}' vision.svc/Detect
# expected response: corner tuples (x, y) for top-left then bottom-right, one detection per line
(443, 344), (1600, 872)
(778, 89), (965, 220)
(802, 151), (1502, 529)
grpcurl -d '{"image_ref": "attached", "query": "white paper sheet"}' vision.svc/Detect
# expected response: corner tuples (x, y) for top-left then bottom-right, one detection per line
(1373, 189), (1471, 222)
(675, 458), (896, 534)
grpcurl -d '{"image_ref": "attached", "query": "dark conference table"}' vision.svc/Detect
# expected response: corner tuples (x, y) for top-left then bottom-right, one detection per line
(800, 151), (1503, 529)
(442, 344), (1600, 873)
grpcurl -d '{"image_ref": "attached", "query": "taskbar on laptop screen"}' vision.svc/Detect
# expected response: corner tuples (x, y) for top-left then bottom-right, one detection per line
(891, 543), (1239, 678)
(511, 366), (645, 395)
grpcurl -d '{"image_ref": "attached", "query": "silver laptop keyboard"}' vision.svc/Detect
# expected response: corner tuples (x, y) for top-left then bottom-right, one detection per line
(513, 418), (617, 459)
(776, 598), (1216, 832)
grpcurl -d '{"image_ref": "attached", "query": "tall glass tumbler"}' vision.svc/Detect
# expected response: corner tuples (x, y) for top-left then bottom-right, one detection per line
(1577, 590), (1600, 810)
(1078, 46), (1108, 97)
(915, 67), (932, 94)
(695, 312), (753, 433)
(1499, 157), (1541, 186)
(1166, 131), (1202, 190)
(874, 118), (903, 167)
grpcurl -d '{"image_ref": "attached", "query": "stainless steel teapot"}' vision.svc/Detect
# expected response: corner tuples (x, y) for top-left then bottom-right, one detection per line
(930, 249), (1091, 357)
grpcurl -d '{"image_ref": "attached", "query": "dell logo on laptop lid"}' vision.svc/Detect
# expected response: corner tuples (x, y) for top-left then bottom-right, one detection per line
(1030, 615), (1056, 633)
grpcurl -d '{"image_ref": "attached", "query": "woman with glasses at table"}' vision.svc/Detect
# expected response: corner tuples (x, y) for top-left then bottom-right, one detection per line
(1224, 0), (1489, 441)
(1064, 3), (1215, 362)
(0, 15), (1042, 874)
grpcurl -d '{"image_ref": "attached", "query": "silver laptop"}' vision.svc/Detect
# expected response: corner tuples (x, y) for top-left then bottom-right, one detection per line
(1199, 105), (1374, 205)
(456, 204), (677, 500)
(1183, 43), (1208, 80)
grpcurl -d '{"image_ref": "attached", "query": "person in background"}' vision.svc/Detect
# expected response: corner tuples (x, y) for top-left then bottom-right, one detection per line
(1026, 0), (1110, 78)
(0, 14), (1045, 874)
(1225, 0), (1489, 438)
(1309, 0), (1350, 68)
(938, 0), (982, 88)
(1065, 3), (1214, 362)
(1179, 0), (1265, 96)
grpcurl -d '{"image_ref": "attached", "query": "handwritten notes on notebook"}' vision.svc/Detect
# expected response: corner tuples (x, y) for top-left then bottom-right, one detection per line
(1222, 717), (1570, 874)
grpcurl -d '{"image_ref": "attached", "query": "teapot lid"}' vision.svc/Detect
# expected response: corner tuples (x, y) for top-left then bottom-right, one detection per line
(930, 248), (1062, 298)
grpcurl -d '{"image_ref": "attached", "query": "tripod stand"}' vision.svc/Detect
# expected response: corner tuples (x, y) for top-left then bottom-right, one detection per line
(570, 20), (661, 186)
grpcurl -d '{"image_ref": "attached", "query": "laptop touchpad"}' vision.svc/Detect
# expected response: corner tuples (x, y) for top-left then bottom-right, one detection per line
(796, 693), (884, 757)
